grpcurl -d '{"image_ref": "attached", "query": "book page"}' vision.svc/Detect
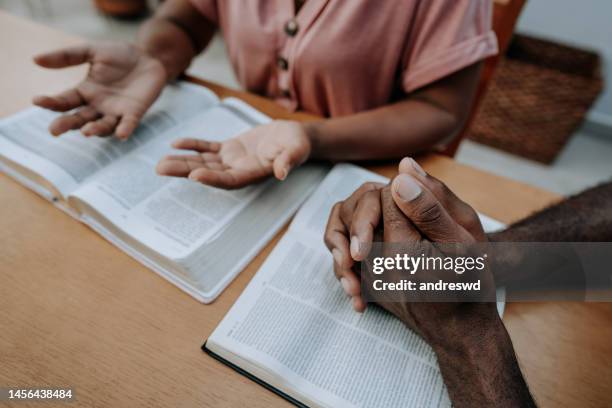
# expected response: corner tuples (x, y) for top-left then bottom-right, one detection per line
(70, 103), (271, 259)
(178, 164), (328, 300)
(210, 234), (451, 408)
(209, 164), (507, 407)
(289, 164), (388, 245)
(0, 82), (217, 198)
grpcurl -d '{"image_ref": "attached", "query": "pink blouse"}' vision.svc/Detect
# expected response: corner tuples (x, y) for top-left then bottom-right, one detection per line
(190, 0), (498, 117)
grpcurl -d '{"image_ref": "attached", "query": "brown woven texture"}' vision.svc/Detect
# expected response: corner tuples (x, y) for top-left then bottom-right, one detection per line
(469, 34), (603, 164)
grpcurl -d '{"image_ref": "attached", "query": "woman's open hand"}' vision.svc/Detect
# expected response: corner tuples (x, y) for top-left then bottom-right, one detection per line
(33, 42), (167, 139)
(156, 120), (312, 189)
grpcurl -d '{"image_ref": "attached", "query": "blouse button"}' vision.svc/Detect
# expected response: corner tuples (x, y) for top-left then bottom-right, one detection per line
(284, 19), (299, 37)
(277, 56), (289, 70)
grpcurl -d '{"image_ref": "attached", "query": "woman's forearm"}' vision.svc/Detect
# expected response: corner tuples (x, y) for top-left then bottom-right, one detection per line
(304, 98), (459, 161)
(305, 62), (482, 161)
(137, 0), (216, 80)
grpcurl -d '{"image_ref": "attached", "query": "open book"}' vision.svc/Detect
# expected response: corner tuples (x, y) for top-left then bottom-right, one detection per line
(204, 164), (505, 408)
(0, 82), (327, 302)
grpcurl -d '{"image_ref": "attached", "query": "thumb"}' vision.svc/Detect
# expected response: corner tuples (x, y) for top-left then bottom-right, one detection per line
(390, 174), (473, 243)
(272, 148), (301, 181)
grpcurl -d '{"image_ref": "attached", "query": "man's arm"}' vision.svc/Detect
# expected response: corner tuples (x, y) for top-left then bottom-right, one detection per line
(324, 162), (537, 406)
(341, 171), (537, 407)
(379, 175), (537, 408)
(137, 0), (216, 80)
(489, 181), (612, 243)
(487, 181), (612, 291)
(305, 63), (482, 161)
(433, 310), (536, 408)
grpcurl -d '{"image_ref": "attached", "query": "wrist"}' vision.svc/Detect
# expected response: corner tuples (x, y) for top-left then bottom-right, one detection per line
(136, 18), (193, 81)
(130, 42), (170, 82)
(302, 121), (324, 159)
(425, 303), (501, 351)
(430, 308), (536, 408)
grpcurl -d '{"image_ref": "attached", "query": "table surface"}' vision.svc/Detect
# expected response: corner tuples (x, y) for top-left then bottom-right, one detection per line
(1, 11), (611, 408)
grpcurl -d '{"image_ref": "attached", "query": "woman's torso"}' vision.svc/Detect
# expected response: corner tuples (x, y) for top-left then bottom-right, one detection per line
(191, 0), (496, 117)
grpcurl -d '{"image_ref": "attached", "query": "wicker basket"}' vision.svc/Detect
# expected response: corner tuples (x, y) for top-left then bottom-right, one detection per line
(469, 34), (603, 164)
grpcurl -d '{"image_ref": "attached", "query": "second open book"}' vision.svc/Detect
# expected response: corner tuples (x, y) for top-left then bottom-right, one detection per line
(205, 164), (505, 408)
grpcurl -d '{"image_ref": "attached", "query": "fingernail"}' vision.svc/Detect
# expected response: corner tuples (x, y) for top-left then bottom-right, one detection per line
(332, 249), (343, 266)
(393, 174), (422, 202)
(408, 158), (427, 177)
(340, 278), (351, 295)
(279, 168), (288, 180)
(350, 236), (360, 258)
(188, 173), (198, 181)
(352, 297), (364, 313)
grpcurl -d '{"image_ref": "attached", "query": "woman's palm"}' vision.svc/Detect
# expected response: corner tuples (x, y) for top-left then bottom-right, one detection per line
(156, 121), (312, 189)
(33, 42), (166, 138)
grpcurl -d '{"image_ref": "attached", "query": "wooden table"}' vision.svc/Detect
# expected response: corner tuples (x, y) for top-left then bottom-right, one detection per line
(1, 11), (610, 408)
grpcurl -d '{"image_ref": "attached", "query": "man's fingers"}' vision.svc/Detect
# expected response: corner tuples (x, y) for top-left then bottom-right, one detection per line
(171, 138), (221, 153)
(344, 182), (384, 207)
(324, 203), (361, 298)
(398, 157), (427, 177)
(391, 173), (473, 243)
(381, 186), (421, 244)
(80, 115), (119, 137)
(48, 107), (100, 136)
(324, 203), (353, 276)
(352, 296), (367, 313)
(32, 88), (85, 112)
(33, 45), (93, 68)
(341, 272), (362, 300)
(339, 182), (384, 225)
(349, 189), (381, 261)
(398, 157), (485, 240)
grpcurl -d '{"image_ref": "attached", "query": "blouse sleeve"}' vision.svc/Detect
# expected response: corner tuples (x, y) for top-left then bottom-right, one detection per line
(401, 0), (498, 93)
